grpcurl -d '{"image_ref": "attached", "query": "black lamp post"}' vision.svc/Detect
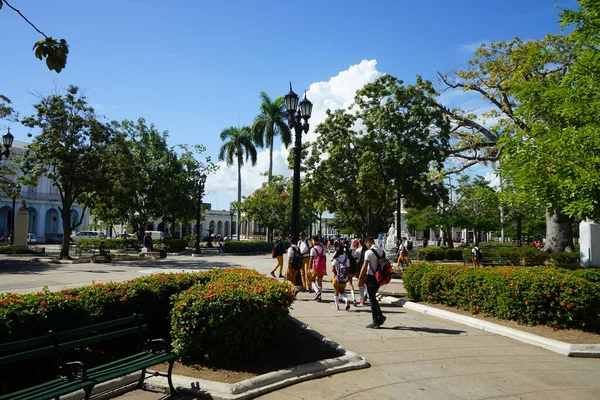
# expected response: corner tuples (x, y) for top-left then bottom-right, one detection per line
(229, 208), (234, 240)
(195, 173), (207, 254)
(1, 129), (14, 159)
(284, 83), (313, 238)
(10, 183), (21, 245)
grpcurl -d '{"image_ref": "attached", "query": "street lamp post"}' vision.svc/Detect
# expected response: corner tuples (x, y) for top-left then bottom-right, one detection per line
(284, 83), (313, 238)
(195, 173), (207, 254)
(10, 183), (21, 245)
(1, 129), (14, 159)
(229, 208), (234, 240)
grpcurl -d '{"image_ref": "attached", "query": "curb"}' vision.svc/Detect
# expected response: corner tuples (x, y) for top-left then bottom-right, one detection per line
(146, 317), (370, 399)
(381, 296), (600, 358)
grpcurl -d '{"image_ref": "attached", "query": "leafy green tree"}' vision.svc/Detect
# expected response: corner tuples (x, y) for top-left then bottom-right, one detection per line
(1, 0), (69, 72)
(218, 126), (257, 240)
(406, 204), (465, 248)
(251, 92), (290, 182)
(454, 175), (500, 241)
(20, 86), (115, 258)
(304, 75), (451, 236)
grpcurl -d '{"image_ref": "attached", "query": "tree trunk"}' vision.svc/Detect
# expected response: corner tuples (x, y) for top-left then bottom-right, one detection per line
(237, 157), (242, 241)
(268, 140), (274, 183)
(59, 202), (73, 260)
(544, 209), (574, 253)
(442, 228), (454, 248)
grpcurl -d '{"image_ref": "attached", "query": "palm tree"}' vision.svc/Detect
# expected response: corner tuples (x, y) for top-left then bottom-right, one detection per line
(218, 126), (257, 240)
(251, 91), (290, 182)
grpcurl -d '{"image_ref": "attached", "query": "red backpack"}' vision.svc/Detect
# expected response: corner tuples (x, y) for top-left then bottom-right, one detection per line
(313, 245), (326, 270)
(370, 248), (392, 285)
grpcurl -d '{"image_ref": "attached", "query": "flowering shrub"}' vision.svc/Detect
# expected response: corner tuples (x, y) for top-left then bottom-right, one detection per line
(170, 268), (294, 362)
(403, 263), (600, 329)
(0, 272), (211, 343)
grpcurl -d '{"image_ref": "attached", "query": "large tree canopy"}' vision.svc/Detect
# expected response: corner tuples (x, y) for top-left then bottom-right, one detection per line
(21, 86), (114, 258)
(304, 74), (451, 236)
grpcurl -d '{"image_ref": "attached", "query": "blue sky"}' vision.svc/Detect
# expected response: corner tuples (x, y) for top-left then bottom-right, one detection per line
(0, 0), (577, 209)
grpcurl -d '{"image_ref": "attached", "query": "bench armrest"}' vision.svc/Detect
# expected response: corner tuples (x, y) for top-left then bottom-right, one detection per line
(59, 361), (88, 381)
(145, 338), (171, 353)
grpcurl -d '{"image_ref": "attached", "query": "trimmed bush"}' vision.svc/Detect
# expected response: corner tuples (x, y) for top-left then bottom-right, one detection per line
(223, 240), (273, 254)
(573, 268), (600, 283)
(417, 246), (463, 261)
(78, 237), (140, 250)
(171, 269), (294, 362)
(162, 239), (187, 253)
(403, 263), (600, 329)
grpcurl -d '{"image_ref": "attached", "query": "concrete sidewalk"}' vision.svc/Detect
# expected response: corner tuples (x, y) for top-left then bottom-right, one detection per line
(122, 287), (600, 400)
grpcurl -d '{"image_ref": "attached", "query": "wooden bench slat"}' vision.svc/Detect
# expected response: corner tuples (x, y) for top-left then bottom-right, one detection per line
(53, 315), (141, 341)
(57, 326), (144, 351)
(2, 377), (91, 400)
(0, 334), (52, 353)
(0, 344), (55, 366)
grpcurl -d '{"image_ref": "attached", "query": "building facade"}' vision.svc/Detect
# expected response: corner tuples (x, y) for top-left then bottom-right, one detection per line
(0, 140), (90, 243)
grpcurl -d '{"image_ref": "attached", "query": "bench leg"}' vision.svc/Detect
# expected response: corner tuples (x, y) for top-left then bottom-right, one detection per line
(167, 359), (178, 395)
(84, 384), (94, 400)
(136, 367), (146, 389)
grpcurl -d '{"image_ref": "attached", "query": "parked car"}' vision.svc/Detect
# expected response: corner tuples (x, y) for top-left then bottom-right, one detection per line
(70, 231), (104, 242)
(45, 233), (64, 244)
(27, 233), (37, 245)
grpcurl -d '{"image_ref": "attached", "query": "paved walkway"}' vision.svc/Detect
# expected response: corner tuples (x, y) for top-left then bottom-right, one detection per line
(3, 252), (599, 399)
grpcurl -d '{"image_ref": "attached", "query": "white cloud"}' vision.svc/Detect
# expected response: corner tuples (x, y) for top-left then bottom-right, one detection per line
(484, 170), (501, 189)
(204, 59), (382, 209)
(459, 40), (489, 53)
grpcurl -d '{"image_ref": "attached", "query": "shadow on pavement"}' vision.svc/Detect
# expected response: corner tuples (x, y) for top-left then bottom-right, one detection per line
(381, 326), (466, 334)
(0, 260), (63, 274)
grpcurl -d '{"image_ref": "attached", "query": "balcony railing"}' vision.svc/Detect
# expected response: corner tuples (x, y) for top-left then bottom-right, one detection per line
(20, 191), (61, 202)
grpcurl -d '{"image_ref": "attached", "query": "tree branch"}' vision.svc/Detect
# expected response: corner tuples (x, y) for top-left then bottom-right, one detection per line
(435, 102), (498, 141)
(3, 0), (48, 38)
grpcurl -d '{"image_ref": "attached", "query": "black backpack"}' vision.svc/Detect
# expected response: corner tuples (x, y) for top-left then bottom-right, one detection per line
(346, 249), (358, 271)
(406, 240), (413, 251)
(290, 246), (303, 270)
(474, 247), (483, 262)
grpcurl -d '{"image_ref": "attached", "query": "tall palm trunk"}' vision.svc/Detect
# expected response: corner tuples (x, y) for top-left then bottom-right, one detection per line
(237, 155), (242, 241)
(268, 139), (274, 183)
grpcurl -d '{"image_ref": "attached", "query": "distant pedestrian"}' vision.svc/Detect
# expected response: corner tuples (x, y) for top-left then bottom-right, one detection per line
(144, 232), (153, 251)
(331, 245), (351, 311)
(309, 235), (327, 301)
(472, 243), (482, 267)
(357, 239), (368, 306)
(270, 233), (286, 278)
(286, 235), (303, 297)
(359, 236), (386, 329)
(298, 232), (313, 292)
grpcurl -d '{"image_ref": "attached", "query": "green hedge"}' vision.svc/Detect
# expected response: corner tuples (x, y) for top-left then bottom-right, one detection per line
(78, 237), (140, 250)
(0, 245), (43, 254)
(461, 247), (579, 267)
(417, 246), (463, 261)
(223, 240), (273, 253)
(403, 263), (600, 329)
(171, 269), (294, 362)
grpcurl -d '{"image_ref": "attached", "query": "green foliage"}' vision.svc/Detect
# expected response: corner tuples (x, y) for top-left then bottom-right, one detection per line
(33, 37), (69, 73)
(20, 86), (116, 258)
(305, 75), (451, 236)
(171, 269), (294, 362)
(251, 92), (290, 182)
(0, 245), (43, 254)
(223, 240), (273, 254)
(0, 273), (211, 343)
(402, 263), (600, 329)
(416, 246), (463, 261)
(239, 175), (290, 235)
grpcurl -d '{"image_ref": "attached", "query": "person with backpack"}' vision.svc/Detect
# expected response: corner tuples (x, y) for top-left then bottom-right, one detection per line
(358, 236), (386, 329)
(285, 235), (304, 297)
(270, 233), (286, 278)
(472, 243), (483, 267)
(331, 245), (351, 311)
(356, 238), (368, 306)
(345, 241), (359, 306)
(298, 231), (313, 292)
(309, 235), (327, 301)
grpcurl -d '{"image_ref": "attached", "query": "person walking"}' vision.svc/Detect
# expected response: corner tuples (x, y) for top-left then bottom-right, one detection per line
(285, 235), (304, 297)
(331, 245), (351, 311)
(270, 233), (286, 278)
(358, 236), (386, 329)
(309, 235), (327, 301)
(346, 240), (359, 306)
(472, 243), (482, 267)
(356, 239), (368, 306)
(298, 231), (313, 292)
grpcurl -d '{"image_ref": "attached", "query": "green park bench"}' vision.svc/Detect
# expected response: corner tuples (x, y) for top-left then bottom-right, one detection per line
(0, 314), (178, 400)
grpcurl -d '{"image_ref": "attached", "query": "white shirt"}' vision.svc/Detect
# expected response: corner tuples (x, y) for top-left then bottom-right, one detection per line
(365, 245), (382, 276)
(310, 243), (325, 259)
(287, 245), (299, 260)
(298, 238), (312, 258)
(471, 247), (480, 256)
